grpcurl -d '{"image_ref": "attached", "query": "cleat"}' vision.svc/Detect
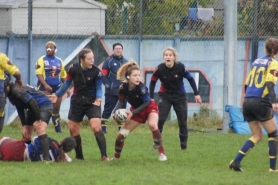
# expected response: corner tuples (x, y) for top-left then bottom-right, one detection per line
(229, 160), (243, 172)
(43, 160), (54, 164)
(75, 156), (84, 160)
(110, 157), (119, 161)
(269, 169), (278, 172)
(158, 153), (167, 161)
(101, 156), (109, 161)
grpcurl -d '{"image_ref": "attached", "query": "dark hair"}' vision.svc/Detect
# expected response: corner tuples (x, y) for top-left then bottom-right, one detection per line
(56, 137), (77, 162)
(113, 43), (123, 50)
(78, 48), (93, 63)
(265, 38), (278, 58)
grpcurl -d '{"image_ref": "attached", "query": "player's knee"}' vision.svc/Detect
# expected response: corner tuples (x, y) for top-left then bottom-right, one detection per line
(118, 129), (130, 139)
(268, 130), (278, 139)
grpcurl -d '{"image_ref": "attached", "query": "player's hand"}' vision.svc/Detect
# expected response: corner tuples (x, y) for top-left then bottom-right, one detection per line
(92, 98), (101, 106)
(48, 94), (58, 103)
(44, 84), (52, 93)
(195, 95), (202, 104)
(272, 104), (278, 113)
(15, 79), (23, 88)
(112, 113), (121, 124)
(66, 89), (71, 98)
(126, 111), (133, 122)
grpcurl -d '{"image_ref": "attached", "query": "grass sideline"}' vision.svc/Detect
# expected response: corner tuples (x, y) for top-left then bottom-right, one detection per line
(1, 122), (278, 185)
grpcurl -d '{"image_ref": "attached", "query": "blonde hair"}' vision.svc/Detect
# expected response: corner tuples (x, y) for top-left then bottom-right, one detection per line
(163, 47), (179, 61)
(117, 59), (140, 82)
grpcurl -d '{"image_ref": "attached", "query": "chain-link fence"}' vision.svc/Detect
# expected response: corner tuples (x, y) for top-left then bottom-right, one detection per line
(1, 1), (278, 45)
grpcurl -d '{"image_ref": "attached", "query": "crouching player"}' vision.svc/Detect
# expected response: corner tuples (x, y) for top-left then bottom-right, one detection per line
(111, 61), (167, 161)
(0, 136), (76, 162)
(4, 76), (53, 161)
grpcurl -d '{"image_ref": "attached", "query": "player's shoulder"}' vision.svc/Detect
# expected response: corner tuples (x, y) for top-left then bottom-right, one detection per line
(105, 55), (114, 63)
(138, 82), (148, 93)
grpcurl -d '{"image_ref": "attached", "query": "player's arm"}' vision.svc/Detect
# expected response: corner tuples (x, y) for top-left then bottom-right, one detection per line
(112, 99), (125, 115)
(0, 54), (22, 87)
(149, 69), (159, 99)
(184, 68), (202, 104)
(101, 59), (112, 88)
(35, 57), (51, 92)
(266, 64), (278, 103)
(27, 98), (41, 121)
(92, 72), (102, 107)
(60, 61), (67, 81)
(55, 65), (74, 97)
(96, 71), (102, 100)
(131, 86), (151, 115)
(16, 106), (27, 125)
(55, 79), (72, 97)
(14, 88), (41, 121)
(112, 85), (125, 114)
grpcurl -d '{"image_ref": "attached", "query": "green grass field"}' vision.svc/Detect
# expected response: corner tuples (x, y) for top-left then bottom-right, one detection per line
(1, 123), (278, 185)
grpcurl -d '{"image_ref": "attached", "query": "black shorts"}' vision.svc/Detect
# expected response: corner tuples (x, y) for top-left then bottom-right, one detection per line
(24, 108), (53, 126)
(68, 95), (101, 122)
(243, 97), (273, 122)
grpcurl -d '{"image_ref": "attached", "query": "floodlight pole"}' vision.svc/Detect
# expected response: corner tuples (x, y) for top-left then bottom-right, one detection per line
(28, 0), (33, 85)
(223, 0), (237, 132)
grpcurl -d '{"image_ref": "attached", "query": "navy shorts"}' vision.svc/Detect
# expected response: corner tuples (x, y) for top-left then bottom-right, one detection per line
(243, 97), (273, 122)
(68, 95), (101, 122)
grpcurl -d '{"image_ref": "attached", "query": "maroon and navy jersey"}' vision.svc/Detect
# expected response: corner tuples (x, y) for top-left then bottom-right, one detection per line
(118, 82), (151, 109)
(28, 137), (60, 161)
(66, 63), (102, 98)
(151, 62), (193, 95)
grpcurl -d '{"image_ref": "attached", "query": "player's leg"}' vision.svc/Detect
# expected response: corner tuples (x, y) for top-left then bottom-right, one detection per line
(113, 119), (140, 159)
(0, 97), (6, 133)
(173, 95), (188, 150)
(230, 98), (271, 171)
(261, 117), (278, 172)
(230, 121), (262, 171)
(52, 96), (62, 133)
(88, 103), (108, 161)
(32, 109), (52, 161)
(157, 95), (172, 133)
(68, 95), (84, 159)
(148, 111), (167, 161)
(101, 95), (119, 133)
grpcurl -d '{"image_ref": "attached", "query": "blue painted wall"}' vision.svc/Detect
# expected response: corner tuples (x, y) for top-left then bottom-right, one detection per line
(2, 36), (269, 124)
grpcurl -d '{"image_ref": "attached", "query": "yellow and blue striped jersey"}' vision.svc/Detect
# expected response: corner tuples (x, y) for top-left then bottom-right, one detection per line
(245, 56), (278, 98)
(0, 53), (19, 93)
(35, 55), (66, 87)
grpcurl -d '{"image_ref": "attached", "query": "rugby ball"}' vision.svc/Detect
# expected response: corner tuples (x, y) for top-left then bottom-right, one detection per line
(114, 109), (128, 124)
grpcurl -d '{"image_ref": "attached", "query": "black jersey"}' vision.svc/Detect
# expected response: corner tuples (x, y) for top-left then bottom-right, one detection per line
(8, 84), (52, 110)
(150, 62), (194, 95)
(118, 82), (151, 109)
(67, 63), (102, 98)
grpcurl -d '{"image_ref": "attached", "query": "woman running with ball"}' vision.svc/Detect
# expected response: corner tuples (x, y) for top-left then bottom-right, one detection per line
(111, 60), (167, 161)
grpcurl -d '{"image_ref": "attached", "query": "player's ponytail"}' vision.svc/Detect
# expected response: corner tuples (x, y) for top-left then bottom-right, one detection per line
(57, 137), (77, 162)
(117, 59), (140, 82)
